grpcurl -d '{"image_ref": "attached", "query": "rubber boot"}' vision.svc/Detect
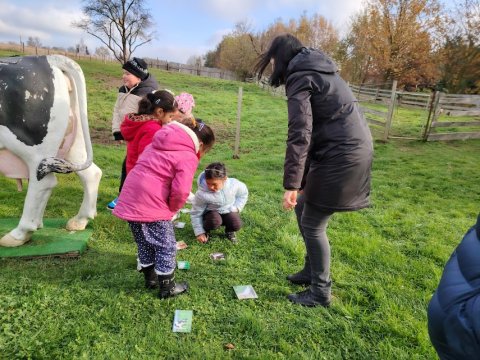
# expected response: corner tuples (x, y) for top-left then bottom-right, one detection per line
(286, 255), (312, 285)
(158, 272), (189, 299)
(140, 264), (158, 289)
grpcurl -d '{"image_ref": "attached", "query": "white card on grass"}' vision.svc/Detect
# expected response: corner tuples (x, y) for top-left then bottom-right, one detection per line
(233, 285), (258, 300)
(175, 222), (186, 229)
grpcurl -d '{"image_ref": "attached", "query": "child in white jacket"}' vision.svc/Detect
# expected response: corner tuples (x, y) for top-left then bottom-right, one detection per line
(190, 162), (248, 244)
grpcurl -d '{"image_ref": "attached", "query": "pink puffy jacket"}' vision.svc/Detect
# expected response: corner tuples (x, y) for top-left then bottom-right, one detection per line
(113, 122), (200, 222)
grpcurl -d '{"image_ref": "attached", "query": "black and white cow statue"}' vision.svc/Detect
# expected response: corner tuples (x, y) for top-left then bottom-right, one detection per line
(0, 55), (102, 247)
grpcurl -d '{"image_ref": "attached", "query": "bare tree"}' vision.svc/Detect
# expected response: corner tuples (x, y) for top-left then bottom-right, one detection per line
(95, 46), (111, 57)
(73, 0), (155, 63)
(186, 55), (203, 67)
(27, 36), (42, 47)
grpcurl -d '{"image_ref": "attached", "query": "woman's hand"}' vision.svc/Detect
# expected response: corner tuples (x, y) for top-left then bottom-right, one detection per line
(283, 190), (298, 210)
(196, 233), (208, 243)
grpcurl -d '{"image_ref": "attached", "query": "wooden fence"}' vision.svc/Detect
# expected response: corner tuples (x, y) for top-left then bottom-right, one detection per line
(350, 82), (399, 141)
(349, 83), (432, 110)
(144, 58), (237, 81)
(348, 83), (480, 141)
(423, 92), (480, 141)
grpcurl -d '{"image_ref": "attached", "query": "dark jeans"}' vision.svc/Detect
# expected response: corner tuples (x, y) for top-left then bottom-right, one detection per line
(294, 194), (333, 299)
(203, 211), (242, 233)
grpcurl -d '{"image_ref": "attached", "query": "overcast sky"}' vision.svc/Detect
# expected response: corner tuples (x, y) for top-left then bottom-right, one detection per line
(0, 0), (456, 63)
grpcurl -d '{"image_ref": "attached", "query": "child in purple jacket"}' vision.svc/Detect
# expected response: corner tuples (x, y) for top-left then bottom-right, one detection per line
(113, 119), (215, 299)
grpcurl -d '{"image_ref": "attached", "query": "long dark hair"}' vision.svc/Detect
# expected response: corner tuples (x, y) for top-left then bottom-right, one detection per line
(137, 90), (177, 115)
(254, 33), (304, 87)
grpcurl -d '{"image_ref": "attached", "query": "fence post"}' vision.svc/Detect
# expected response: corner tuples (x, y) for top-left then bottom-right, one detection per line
(233, 86), (243, 159)
(383, 80), (397, 141)
(423, 91), (441, 141)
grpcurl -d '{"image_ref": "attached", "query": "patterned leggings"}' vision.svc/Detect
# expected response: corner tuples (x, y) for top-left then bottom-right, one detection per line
(129, 221), (176, 274)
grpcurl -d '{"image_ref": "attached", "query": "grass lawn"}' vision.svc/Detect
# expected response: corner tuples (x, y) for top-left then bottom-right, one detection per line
(1, 53), (479, 359)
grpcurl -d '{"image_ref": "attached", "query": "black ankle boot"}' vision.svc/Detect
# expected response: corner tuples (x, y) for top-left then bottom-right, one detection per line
(157, 272), (189, 299)
(287, 255), (311, 285)
(286, 270), (311, 285)
(140, 265), (158, 289)
(287, 289), (331, 307)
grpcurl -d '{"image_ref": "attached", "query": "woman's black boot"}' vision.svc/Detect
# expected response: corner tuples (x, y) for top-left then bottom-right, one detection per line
(286, 255), (311, 285)
(157, 272), (189, 299)
(287, 288), (331, 307)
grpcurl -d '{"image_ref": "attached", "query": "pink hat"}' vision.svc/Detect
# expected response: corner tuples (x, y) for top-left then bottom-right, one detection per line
(175, 92), (195, 117)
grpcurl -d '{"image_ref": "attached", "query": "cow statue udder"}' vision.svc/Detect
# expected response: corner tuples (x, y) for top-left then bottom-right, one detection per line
(0, 55), (102, 247)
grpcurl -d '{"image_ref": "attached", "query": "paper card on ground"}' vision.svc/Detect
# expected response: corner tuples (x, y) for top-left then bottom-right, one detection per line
(174, 222), (186, 229)
(210, 252), (225, 260)
(233, 285), (258, 300)
(177, 260), (190, 270)
(176, 241), (188, 250)
(180, 208), (191, 213)
(172, 310), (193, 333)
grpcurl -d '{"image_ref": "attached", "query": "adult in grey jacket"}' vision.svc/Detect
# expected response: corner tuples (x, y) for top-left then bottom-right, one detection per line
(428, 214), (480, 359)
(255, 34), (373, 307)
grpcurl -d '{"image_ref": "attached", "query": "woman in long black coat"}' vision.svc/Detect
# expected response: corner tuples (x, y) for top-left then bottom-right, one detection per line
(255, 34), (373, 307)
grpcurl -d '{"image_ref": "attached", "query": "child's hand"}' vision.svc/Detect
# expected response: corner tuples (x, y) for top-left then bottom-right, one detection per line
(197, 234), (208, 243)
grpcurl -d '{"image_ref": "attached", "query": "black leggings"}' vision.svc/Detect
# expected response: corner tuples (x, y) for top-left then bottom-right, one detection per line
(203, 211), (242, 233)
(294, 194), (333, 298)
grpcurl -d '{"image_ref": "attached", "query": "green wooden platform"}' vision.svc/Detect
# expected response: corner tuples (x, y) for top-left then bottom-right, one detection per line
(0, 218), (91, 259)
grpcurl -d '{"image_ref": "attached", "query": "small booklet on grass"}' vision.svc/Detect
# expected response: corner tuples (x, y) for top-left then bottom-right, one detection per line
(174, 221), (186, 229)
(177, 260), (190, 270)
(233, 285), (258, 300)
(210, 252), (225, 260)
(172, 310), (193, 333)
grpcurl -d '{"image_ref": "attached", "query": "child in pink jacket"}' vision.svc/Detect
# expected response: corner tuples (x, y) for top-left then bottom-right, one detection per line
(113, 120), (215, 299)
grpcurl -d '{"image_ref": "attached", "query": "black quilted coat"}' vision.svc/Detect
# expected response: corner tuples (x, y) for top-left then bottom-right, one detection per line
(284, 48), (373, 212)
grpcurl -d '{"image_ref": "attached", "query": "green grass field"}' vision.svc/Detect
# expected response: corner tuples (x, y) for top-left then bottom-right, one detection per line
(1, 54), (479, 359)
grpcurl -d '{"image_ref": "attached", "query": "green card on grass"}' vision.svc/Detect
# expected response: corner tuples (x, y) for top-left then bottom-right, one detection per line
(172, 310), (193, 333)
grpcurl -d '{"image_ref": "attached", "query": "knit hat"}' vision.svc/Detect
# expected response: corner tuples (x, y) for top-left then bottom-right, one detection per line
(122, 57), (149, 80)
(175, 92), (195, 117)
